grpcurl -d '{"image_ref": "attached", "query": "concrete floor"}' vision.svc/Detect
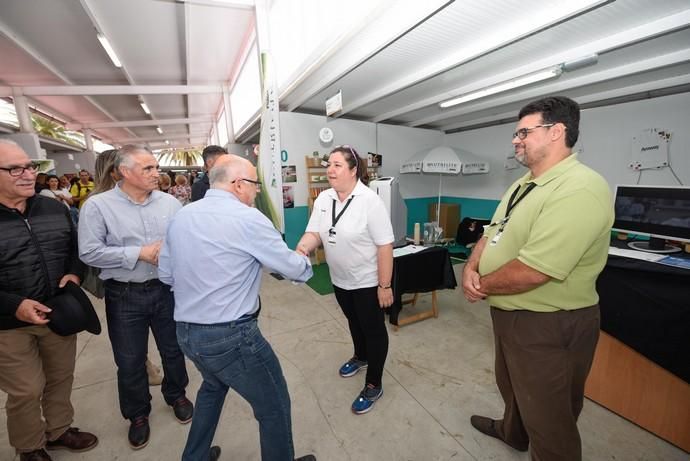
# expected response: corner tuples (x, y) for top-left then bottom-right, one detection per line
(1, 264), (687, 460)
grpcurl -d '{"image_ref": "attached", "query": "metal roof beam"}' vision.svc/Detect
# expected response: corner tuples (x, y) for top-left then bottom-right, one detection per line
(109, 133), (209, 143)
(66, 117), (214, 130)
(0, 85), (224, 97)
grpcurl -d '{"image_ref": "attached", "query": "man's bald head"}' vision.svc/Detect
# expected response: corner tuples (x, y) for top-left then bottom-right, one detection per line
(209, 154), (252, 187)
(209, 154), (260, 206)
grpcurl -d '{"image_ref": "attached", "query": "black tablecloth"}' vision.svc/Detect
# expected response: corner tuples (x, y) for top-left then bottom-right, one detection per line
(598, 251), (690, 383)
(388, 246), (457, 325)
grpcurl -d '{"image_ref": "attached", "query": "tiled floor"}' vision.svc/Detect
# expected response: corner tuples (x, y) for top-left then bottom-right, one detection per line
(1, 264), (687, 460)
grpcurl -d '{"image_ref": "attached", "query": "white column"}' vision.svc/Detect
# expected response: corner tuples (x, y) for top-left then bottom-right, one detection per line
(83, 129), (95, 152)
(223, 84), (234, 143)
(13, 94), (33, 133)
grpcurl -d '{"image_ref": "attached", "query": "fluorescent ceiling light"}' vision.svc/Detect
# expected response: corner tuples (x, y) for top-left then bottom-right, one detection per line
(96, 33), (122, 68)
(440, 66), (563, 108)
(156, 126), (163, 134)
(140, 101), (151, 115)
(165, 140), (170, 144)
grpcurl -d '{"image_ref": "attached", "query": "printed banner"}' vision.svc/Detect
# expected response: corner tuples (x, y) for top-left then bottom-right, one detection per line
(255, 50), (284, 232)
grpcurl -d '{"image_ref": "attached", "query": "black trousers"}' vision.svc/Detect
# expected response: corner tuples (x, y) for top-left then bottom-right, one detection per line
(333, 285), (389, 387)
(491, 305), (600, 461)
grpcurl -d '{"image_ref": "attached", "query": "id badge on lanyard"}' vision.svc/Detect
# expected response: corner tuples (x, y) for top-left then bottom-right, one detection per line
(488, 182), (536, 246)
(329, 196), (354, 246)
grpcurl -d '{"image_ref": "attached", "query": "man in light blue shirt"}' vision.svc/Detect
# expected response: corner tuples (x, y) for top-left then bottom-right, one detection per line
(159, 155), (316, 461)
(78, 145), (193, 452)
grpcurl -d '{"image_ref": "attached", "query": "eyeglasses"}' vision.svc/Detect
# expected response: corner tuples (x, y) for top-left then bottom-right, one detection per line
(0, 162), (40, 177)
(332, 145), (359, 169)
(232, 178), (262, 189)
(512, 124), (555, 140)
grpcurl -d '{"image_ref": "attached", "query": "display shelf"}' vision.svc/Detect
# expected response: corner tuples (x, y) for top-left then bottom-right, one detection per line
(305, 156), (328, 264)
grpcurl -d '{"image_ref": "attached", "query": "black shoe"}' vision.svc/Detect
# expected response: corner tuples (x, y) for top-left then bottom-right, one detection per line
(19, 449), (52, 461)
(209, 445), (221, 461)
(128, 415), (150, 450)
(172, 396), (194, 424)
(295, 455), (316, 461)
(470, 415), (528, 452)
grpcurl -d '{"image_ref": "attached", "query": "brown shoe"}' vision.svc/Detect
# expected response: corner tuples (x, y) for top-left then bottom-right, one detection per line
(470, 415), (528, 452)
(19, 449), (52, 461)
(45, 427), (98, 452)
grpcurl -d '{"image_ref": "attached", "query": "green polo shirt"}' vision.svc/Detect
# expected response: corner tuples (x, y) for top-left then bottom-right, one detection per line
(478, 154), (613, 312)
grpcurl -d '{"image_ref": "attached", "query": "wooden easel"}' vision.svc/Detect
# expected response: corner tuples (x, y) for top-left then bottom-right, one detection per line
(394, 291), (438, 331)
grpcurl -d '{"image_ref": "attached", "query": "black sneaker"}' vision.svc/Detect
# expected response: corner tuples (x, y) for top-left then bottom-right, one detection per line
(210, 445), (221, 460)
(172, 396), (194, 424)
(295, 455), (316, 461)
(128, 415), (150, 450)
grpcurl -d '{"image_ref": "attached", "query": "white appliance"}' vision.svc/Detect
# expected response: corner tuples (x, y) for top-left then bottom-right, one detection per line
(369, 176), (407, 243)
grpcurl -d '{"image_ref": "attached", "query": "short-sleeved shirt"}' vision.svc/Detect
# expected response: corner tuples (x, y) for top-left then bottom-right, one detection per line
(70, 181), (95, 208)
(478, 154), (613, 312)
(306, 180), (394, 290)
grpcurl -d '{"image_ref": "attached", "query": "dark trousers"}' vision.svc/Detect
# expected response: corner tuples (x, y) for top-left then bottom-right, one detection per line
(491, 305), (600, 461)
(104, 279), (189, 420)
(333, 285), (389, 387)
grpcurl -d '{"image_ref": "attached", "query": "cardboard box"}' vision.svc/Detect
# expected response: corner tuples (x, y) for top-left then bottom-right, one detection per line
(428, 203), (460, 240)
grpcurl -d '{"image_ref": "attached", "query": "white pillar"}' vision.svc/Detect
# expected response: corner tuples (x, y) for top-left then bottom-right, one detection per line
(83, 129), (95, 152)
(223, 84), (235, 143)
(13, 93), (33, 133)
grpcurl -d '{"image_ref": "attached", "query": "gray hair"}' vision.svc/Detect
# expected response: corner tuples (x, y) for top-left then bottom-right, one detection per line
(114, 144), (153, 171)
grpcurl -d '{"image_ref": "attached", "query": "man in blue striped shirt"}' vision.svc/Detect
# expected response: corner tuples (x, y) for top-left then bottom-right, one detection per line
(79, 145), (192, 451)
(159, 155), (316, 461)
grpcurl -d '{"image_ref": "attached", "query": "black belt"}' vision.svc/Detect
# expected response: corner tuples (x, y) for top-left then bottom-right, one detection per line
(104, 279), (165, 288)
(183, 310), (260, 328)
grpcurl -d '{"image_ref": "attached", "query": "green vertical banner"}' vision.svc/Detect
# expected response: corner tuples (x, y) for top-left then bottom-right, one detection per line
(256, 51), (284, 232)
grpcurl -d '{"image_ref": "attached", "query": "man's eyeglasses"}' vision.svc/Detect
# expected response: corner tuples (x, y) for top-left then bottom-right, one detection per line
(232, 178), (262, 188)
(0, 162), (40, 177)
(512, 124), (555, 140)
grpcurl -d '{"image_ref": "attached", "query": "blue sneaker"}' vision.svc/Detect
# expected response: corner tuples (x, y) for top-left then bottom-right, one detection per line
(339, 358), (367, 377)
(351, 384), (383, 414)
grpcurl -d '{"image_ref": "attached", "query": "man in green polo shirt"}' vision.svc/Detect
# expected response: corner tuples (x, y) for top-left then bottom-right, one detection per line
(462, 96), (613, 461)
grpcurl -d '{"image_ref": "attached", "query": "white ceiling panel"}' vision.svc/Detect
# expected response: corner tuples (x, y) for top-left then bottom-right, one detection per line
(1, 0), (689, 150)
(87, 0), (186, 84)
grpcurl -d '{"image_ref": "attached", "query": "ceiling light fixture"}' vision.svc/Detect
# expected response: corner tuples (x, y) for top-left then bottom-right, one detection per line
(140, 101), (151, 115)
(96, 33), (122, 68)
(156, 126), (163, 134)
(439, 65), (563, 109)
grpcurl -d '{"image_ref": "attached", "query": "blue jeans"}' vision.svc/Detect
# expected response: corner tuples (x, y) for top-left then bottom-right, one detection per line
(104, 280), (189, 420)
(176, 320), (294, 461)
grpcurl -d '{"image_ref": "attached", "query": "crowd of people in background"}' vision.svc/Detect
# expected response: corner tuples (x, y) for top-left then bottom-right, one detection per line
(36, 164), (202, 223)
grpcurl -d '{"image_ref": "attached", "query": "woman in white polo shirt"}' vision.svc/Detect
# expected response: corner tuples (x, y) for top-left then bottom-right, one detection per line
(297, 145), (394, 414)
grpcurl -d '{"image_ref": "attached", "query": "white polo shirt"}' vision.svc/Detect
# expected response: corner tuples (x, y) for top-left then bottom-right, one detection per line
(306, 180), (394, 290)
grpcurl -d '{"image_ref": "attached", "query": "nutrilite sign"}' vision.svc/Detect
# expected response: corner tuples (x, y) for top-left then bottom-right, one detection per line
(400, 146), (489, 175)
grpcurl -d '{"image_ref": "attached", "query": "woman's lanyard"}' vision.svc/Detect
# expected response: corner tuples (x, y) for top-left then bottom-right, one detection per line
(328, 197), (354, 245)
(488, 182), (536, 246)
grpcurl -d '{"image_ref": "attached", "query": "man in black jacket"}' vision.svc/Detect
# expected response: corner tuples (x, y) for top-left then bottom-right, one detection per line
(0, 140), (98, 461)
(190, 145), (227, 202)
